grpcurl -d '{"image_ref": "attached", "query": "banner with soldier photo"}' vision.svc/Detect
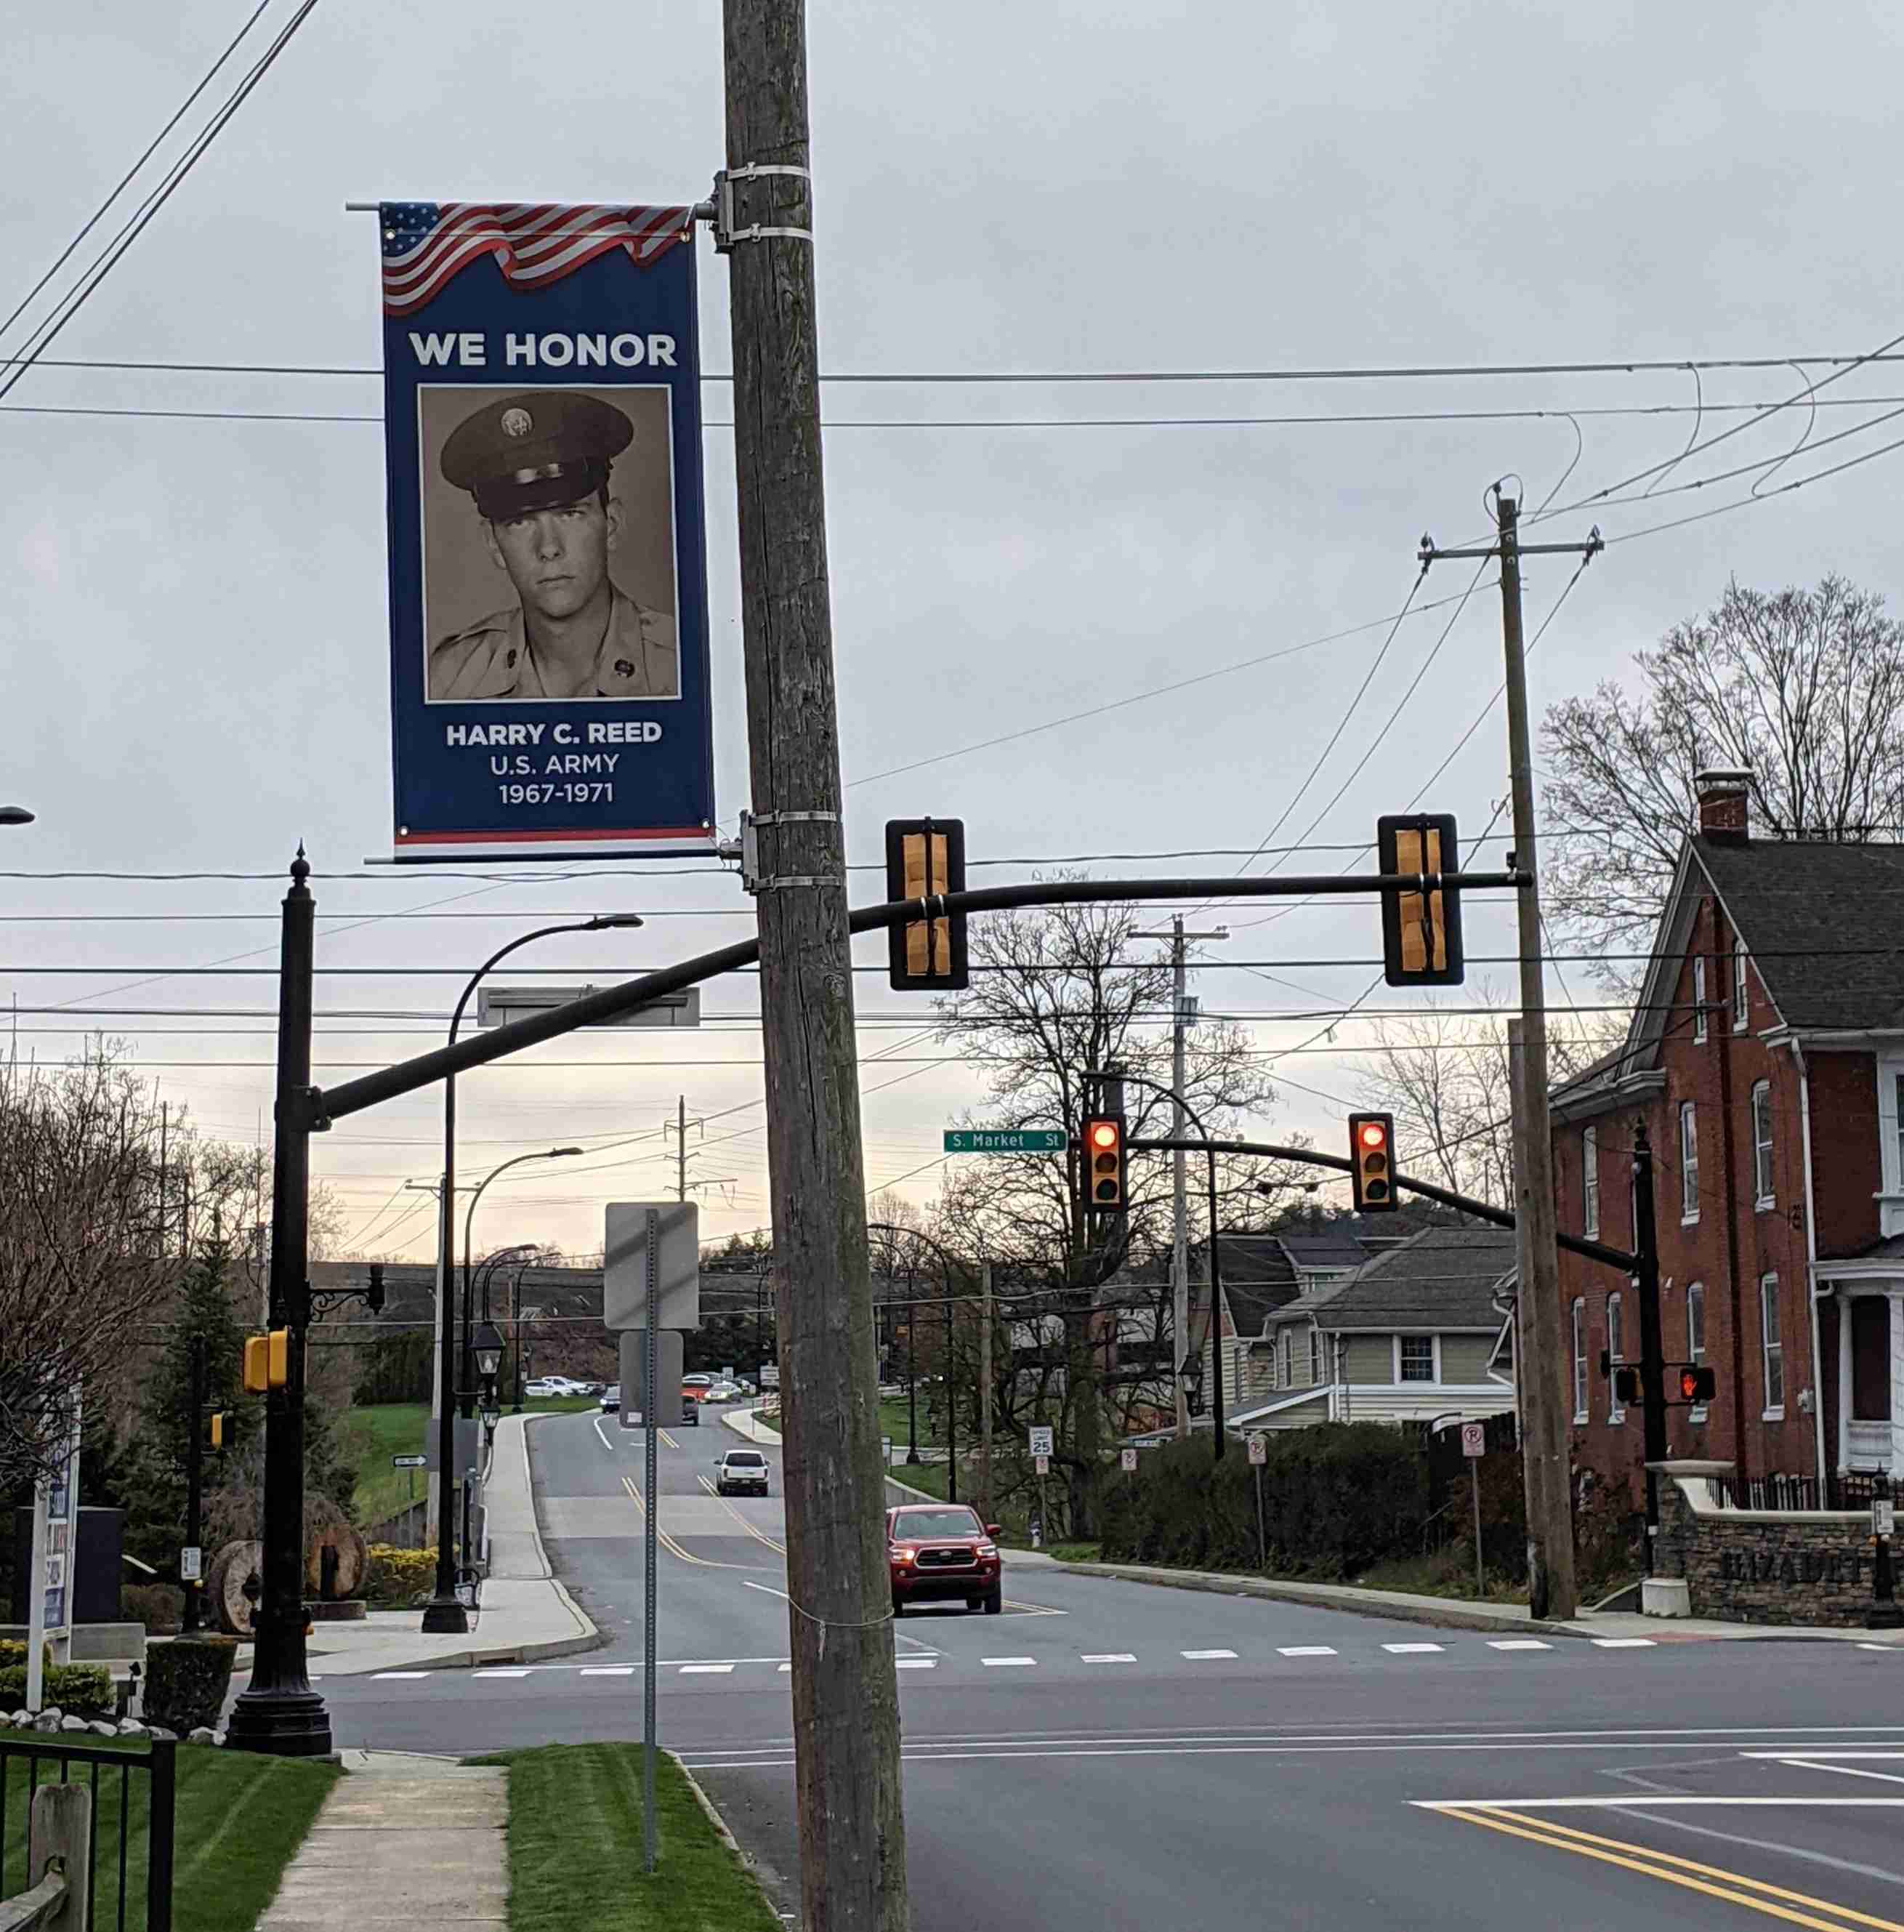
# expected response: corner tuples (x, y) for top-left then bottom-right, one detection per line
(376, 204), (715, 859)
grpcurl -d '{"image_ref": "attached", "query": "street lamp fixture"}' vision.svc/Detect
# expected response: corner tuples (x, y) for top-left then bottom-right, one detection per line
(473, 1322), (505, 1380)
(0, 806), (35, 826)
(422, 914), (641, 1637)
(479, 1392), (502, 1433)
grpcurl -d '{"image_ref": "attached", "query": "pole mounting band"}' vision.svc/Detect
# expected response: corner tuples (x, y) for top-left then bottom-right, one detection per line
(713, 165), (815, 252)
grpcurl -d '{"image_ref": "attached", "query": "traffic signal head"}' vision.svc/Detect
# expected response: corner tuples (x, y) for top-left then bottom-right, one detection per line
(1678, 1364), (1717, 1404)
(1348, 1111), (1395, 1212)
(1083, 1113), (1128, 1215)
(885, 818), (969, 991)
(1378, 813), (1465, 987)
(243, 1332), (291, 1393)
(207, 1412), (226, 1451)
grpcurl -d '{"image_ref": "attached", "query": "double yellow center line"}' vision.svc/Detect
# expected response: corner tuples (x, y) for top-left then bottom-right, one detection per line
(621, 1473), (783, 1571)
(1435, 1805), (1904, 1931)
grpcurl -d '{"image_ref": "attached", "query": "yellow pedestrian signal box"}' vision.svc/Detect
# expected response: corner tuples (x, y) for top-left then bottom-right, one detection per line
(207, 1412), (227, 1450)
(1083, 1113), (1128, 1215)
(243, 1332), (291, 1392)
(885, 818), (969, 991)
(1348, 1112), (1395, 1212)
(1378, 813), (1464, 987)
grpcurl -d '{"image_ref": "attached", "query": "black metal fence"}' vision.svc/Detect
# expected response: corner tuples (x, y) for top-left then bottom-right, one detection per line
(0, 1734), (175, 1932)
(1718, 1470), (1898, 1513)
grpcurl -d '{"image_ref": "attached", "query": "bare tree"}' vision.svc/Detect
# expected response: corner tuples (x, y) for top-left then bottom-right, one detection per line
(1356, 988), (1625, 1207)
(1542, 576), (1904, 983)
(0, 1055), (172, 1489)
(926, 891), (1306, 1531)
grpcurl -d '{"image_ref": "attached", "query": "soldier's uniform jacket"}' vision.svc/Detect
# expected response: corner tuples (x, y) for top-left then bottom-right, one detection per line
(429, 589), (678, 700)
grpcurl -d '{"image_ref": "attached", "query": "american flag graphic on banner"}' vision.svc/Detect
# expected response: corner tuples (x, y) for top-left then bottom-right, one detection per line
(379, 204), (695, 318)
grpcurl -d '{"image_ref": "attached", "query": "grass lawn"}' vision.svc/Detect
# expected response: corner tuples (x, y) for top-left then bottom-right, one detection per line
(492, 1742), (779, 1931)
(2, 1739), (336, 1932)
(876, 1394), (942, 1452)
(341, 1398), (597, 1527)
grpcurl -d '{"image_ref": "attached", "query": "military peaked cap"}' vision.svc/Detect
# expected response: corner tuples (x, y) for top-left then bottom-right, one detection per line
(440, 390), (635, 520)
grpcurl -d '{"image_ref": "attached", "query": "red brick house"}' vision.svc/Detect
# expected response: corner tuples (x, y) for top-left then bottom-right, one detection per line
(1550, 770), (1904, 1503)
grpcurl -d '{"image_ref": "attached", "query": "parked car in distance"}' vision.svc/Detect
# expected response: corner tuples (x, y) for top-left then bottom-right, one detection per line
(887, 1504), (1003, 1616)
(524, 1377), (563, 1398)
(678, 1396), (700, 1425)
(600, 1384), (621, 1412)
(714, 1449), (770, 1496)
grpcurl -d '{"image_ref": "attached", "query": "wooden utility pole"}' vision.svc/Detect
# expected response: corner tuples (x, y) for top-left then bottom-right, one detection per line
(1422, 494), (1598, 1622)
(720, 5), (908, 1925)
(1494, 494), (1577, 1621)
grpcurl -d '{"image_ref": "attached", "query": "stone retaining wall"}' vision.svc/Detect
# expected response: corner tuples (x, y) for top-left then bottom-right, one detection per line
(1652, 1458), (1879, 1626)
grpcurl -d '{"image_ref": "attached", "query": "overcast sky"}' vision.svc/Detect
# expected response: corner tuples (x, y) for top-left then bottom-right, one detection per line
(6, 0), (1902, 1263)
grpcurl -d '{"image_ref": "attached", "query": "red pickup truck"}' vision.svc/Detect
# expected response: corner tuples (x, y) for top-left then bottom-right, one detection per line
(887, 1504), (1003, 1616)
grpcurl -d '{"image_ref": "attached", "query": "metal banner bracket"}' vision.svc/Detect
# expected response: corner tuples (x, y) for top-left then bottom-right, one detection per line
(712, 164), (815, 253)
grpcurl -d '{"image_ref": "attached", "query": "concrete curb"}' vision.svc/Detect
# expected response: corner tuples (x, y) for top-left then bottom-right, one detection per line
(671, 1748), (797, 1921)
(1052, 1562), (1589, 1638)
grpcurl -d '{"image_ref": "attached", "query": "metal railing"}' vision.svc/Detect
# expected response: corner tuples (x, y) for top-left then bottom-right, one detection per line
(1717, 1470), (1898, 1513)
(1, 1736), (174, 1932)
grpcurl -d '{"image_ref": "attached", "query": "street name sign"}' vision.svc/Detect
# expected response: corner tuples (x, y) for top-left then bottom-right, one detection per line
(1028, 1425), (1054, 1458)
(1460, 1422), (1486, 1460)
(479, 986), (701, 1029)
(943, 1128), (1067, 1154)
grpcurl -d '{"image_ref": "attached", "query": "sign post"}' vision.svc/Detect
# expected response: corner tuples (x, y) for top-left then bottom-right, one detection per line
(1120, 1447), (1137, 1474)
(1871, 1498), (1902, 1630)
(1462, 1421), (1488, 1599)
(1247, 1431), (1268, 1570)
(1028, 1425), (1054, 1546)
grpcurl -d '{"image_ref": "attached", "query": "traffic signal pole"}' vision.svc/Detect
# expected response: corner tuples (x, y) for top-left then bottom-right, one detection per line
(1420, 496), (1602, 1623)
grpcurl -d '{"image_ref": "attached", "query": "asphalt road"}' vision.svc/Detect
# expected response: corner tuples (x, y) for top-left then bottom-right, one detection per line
(314, 1408), (1904, 1930)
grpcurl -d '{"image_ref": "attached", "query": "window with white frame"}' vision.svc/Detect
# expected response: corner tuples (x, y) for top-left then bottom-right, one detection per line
(1398, 1336), (1435, 1382)
(1278, 1328), (1291, 1388)
(1895, 1073), (1904, 1196)
(1760, 1273), (1784, 1415)
(1606, 1292), (1625, 1421)
(1582, 1125), (1600, 1239)
(1732, 938), (1749, 1031)
(1571, 1300), (1588, 1422)
(1693, 954), (1709, 1044)
(1310, 1328), (1322, 1383)
(1751, 1080), (1775, 1207)
(1679, 1101), (1700, 1221)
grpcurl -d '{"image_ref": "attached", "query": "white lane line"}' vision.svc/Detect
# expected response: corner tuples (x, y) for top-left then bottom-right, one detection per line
(1180, 1649), (1238, 1660)
(1740, 1752), (1904, 1760)
(1763, 1760), (1904, 1787)
(1382, 1643), (1444, 1654)
(679, 1663), (736, 1675)
(592, 1415), (620, 1455)
(1081, 1654), (1137, 1665)
(1860, 1643), (1904, 1652)
(371, 1671), (429, 1681)
(1488, 1640), (1552, 1651)
(475, 1668), (531, 1678)
(982, 1657), (1037, 1667)
(1278, 1646), (1337, 1657)
(581, 1667), (636, 1677)
(897, 1658), (939, 1670)
(1592, 1637), (1657, 1648)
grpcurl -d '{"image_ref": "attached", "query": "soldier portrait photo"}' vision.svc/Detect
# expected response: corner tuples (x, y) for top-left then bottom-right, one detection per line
(419, 385), (679, 702)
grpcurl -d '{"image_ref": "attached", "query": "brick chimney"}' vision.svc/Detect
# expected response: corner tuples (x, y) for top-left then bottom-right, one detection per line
(1695, 768), (1752, 841)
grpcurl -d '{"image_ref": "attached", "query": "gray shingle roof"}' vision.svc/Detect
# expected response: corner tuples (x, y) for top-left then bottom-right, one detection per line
(1695, 835), (1904, 1031)
(1280, 1225), (1518, 1332)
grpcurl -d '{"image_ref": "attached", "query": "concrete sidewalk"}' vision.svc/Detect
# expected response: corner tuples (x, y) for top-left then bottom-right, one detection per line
(297, 1414), (597, 1677)
(262, 1752), (507, 1928)
(1051, 1557), (1904, 1643)
(722, 1404), (781, 1444)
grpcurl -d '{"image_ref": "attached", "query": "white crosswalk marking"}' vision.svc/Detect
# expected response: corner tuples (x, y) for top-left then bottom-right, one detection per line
(1278, 1646), (1337, 1657)
(581, 1667), (636, 1676)
(475, 1668), (531, 1678)
(1381, 1643), (1443, 1654)
(778, 1662), (792, 1673)
(896, 1657), (938, 1670)
(1592, 1637), (1657, 1648)
(371, 1671), (429, 1681)
(1488, 1640), (1552, 1651)
(982, 1657), (1037, 1667)
(1081, 1654), (1137, 1664)
(1181, 1649), (1238, 1660)
(679, 1663), (735, 1675)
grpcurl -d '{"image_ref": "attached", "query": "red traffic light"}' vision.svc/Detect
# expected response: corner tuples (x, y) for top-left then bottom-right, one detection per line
(1090, 1122), (1119, 1151)
(1083, 1113), (1127, 1215)
(1347, 1111), (1396, 1212)
(1358, 1122), (1387, 1150)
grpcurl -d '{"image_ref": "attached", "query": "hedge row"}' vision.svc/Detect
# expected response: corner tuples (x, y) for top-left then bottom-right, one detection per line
(363, 1544), (437, 1609)
(145, 1637), (237, 1734)
(0, 1663), (115, 1718)
(1097, 1425), (1432, 1577)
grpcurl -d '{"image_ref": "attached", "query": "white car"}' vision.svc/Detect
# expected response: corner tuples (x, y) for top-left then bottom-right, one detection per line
(523, 1377), (564, 1398)
(714, 1449), (770, 1497)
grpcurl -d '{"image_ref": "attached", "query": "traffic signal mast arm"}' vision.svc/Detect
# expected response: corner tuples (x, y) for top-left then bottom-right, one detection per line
(307, 866), (1527, 1127)
(1125, 1135), (1639, 1277)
